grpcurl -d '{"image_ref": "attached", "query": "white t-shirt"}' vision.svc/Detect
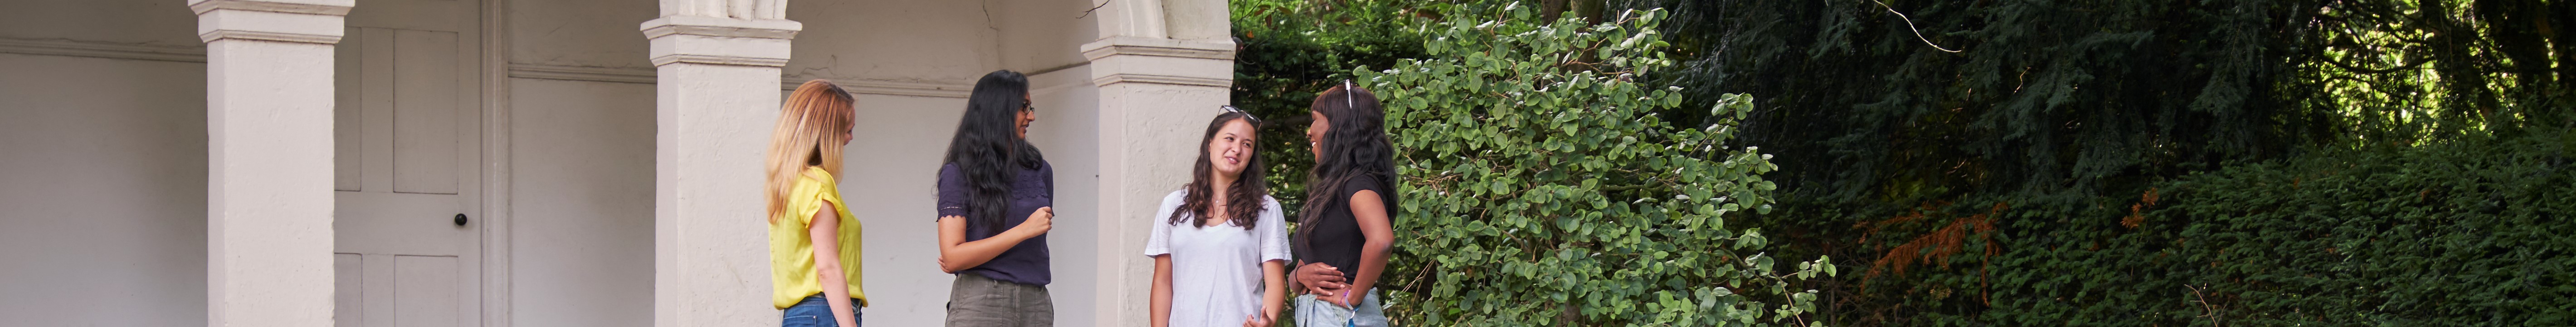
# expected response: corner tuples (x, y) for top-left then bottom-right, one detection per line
(1142, 189), (1292, 327)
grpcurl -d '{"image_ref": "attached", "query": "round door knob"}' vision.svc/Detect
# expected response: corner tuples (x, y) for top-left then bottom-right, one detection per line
(454, 213), (469, 226)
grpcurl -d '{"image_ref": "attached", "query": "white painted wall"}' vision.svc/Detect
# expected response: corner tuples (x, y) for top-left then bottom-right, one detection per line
(0, 0), (210, 325)
(0, 52), (210, 327)
(503, 1), (662, 326)
(0, 0), (200, 46)
(785, 0), (998, 84)
(511, 0), (657, 70)
(0, 0), (1132, 325)
(505, 78), (658, 327)
(994, 0), (1102, 74)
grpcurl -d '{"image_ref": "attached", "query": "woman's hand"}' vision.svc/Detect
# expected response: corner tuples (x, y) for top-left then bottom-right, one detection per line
(1293, 262), (1347, 297)
(1320, 290), (1358, 308)
(1010, 206), (1054, 238)
(1241, 311), (1276, 327)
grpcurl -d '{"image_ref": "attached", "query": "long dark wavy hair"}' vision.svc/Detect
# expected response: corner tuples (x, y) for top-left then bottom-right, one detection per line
(1170, 111), (1270, 230)
(1295, 82), (1398, 248)
(942, 70), (1044, 229)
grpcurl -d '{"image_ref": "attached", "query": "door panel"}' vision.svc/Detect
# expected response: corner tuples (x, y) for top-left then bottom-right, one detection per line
(396, 255), (461, 327)
(357, 27), (400, 192)
(335, 37), (363, 192)
(365, 254), (400, 327)
(392, 29), (459, 195)
(336, 254), (363, 327)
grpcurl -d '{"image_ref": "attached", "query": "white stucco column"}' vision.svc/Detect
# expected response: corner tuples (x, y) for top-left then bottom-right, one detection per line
(1084, 0), (1236, 324)
(191, 0), (350, 326)
(642, 1), (799, 326)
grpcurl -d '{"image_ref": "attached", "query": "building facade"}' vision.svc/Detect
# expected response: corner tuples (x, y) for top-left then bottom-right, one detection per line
(0, 0), (1234, 326)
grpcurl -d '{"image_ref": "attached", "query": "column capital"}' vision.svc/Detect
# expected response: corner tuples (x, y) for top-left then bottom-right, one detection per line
(189, 0), (353, 44)
(1080, 36), (1236, 88)
(1079, 36), (1235, 61)
(640, 15), (801, 67)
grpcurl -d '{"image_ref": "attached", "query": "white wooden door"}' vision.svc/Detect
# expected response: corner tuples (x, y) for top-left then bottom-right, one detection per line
(333, 0), (483, 326)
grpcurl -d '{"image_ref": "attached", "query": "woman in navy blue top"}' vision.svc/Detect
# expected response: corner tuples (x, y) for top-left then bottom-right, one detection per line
(933, 70), (1058, 327)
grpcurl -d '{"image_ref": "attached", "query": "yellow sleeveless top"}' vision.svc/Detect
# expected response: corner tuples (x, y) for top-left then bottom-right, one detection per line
(769, 166), (867, 308)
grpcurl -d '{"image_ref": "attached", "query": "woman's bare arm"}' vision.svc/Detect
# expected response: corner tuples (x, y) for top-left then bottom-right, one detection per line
(1256, 259), (1288, 326)
(935, 207), (1052, 273)
(1334, 189), (1395, 307)
(808, 202), (858, 327)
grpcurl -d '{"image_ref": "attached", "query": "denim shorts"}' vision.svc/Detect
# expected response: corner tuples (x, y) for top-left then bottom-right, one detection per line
(783, 293), (862, 327)
(1293, 288), (1386, 327)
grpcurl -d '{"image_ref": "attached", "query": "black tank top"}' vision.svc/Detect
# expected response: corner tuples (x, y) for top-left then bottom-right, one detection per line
(1294, 174), (1394, 277)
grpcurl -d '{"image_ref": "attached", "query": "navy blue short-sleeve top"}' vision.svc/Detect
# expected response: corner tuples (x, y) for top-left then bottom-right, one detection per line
(935, 161), (1055, 285)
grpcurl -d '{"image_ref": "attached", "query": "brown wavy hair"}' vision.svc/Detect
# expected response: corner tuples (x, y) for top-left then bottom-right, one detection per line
(1169, 111), (1270, 229)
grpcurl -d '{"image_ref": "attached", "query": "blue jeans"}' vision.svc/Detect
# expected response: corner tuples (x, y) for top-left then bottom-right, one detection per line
(1293, 288), (1385, 327)
(783, 294), (862, 327)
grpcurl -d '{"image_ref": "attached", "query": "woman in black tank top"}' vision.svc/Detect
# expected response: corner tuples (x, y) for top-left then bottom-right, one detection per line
(1288, 81), (1398, 327)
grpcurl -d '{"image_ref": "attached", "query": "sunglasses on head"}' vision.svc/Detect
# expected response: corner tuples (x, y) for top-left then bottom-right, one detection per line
(1220, 105), (1261, 124)
(1344, 79), (1355, 109)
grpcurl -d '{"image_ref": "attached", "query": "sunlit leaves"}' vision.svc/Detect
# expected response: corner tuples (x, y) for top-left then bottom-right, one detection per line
(1367, 7), (1833, 327)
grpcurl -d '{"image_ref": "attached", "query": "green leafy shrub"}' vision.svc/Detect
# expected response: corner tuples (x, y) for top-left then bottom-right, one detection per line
(1620, 0), (2576, 324)
(1861, 131), (2576, 326)
(1360, 7), (1832, 326)
(1230, 0), (1430, 212)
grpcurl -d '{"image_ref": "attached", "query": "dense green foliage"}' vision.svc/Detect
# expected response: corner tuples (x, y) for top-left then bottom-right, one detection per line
(1586, 0), (2576, 323)
(1231, 0), (1428, 211)
(1360, 7), (1832, 326)
(1870, 131), (2575, 326)
(1610, 0), (2576, 324)
(1641, 0), (2325, 204)
(1231, 0), (2576, 325)
(1633, 0), (2576, 206)
(1636, 0), (2342, 320)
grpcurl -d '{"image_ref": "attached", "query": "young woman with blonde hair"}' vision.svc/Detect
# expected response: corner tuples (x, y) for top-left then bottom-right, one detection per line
(766, 79), (867, 327)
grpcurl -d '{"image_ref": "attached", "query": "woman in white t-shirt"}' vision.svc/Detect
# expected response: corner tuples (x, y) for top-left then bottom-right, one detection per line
(1145, 108), (1289, 327)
